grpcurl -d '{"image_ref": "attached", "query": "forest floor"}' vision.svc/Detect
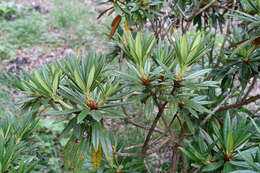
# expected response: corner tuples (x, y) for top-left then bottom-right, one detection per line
(0, 0), (112, 73)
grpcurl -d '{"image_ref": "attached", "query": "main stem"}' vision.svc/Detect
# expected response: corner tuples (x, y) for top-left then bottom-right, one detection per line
(170, 119), (186, 173)
(170, 146), (180, 173)
(142, 103), (166, 154)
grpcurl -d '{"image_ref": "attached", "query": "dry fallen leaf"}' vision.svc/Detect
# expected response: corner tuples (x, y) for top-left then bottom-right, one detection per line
(109, 15), (122, 39)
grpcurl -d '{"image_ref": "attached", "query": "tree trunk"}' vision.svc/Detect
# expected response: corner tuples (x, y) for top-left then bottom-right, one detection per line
(170, 146), (180, 173)
(181, 154), (188, 173)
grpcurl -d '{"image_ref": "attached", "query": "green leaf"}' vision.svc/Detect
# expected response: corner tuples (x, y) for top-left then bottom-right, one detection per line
(230, 171), (260, 173)
(92, 122), (102, 151)
(91, 111), (103, 122)
(145, 36), (156, 61)
(186, 100), (211, 114)
(226, 131), (234, 154)
(45, 109), (80, 116)
(187, 107), (199, 118)
(180, 35), (188, 63)
(60, 117), (76, 137)
(198, 132), (208, 153)
(233, 133), (251, 149)
(191, 163), (203, 168)
(179, 147), (199, 161)
(249, 117), (260, 134)
(224, 112), (231, 142)
(202, 161), (224, 172)
(102, 109), (126, 118)
(100, 132), (112, 158)
(74, 69), (85, 92)
(34, 70), (52, 94)
(191, 33), (202, 50)
(77, 109), (90, 124)
(99, 102), (130, 109)
(184, 69), (211, 80)
(238, 150), (260, 171)
(87, 66), (96, 92)
(183, 114), (195, 134)
(52, 70), (61, 95)
(223, 162), (233, 173)
(135, 32), (142, 62)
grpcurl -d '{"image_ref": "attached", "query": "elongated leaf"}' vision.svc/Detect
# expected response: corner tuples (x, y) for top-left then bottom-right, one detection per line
(226, 131), (234, 154)
(52, 71), (61, 95)
(179, 147), (199, 161)
(109, 15), (122, 39)
(224, 112), (231, 142)
(183, 114), (195, 134)
(45, 109), (80, 116)
(202, 161), (224, 172)
(92, 122), (102, 151)
(102, 109), (126, 118)
(91, 111), (103, 122)
(180, 35), (188, 63)
(249, 117), (260, 134)
(186, 100), (211, 114)
(184, 69), (211, 80)
(34, 71), (52, 93)
(77, 109), (90, 124)
(223, 162), (233, 173)
(230, 171), (259, 173)
(87, 66), (96, 92)
(135, 32), (143, 62)
(100, 132), (112, 158)
(74, 70), (85, 92)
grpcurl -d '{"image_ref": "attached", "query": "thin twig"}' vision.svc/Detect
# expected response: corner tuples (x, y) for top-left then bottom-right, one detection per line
(188, 0), (216, 21)
(125, 119), (165, 134)
(142, 102), (167, 153)
(114, 152), (145, 157)
(217, 94), (260, 112)
(242, 77), (257, 101)
(215, 0), (236, 67)
(200, 86), (238, 126)
(124, 143), (143, 150)
(116, 138), (171, 157)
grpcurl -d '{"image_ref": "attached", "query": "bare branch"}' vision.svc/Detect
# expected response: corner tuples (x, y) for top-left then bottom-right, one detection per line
(142, 102), (167, 153)
(119, 137), (171, 157)
(124, 143), (143, 150)
(188, 0), (216, 21)
(217, 94), (260, 112)
(242, 77), (257, 101)
(114, 152), (145, 157)
(124, 119), (165, 134)
(200, 87), (238, 126)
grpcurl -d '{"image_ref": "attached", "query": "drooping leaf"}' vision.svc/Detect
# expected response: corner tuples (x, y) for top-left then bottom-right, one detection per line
(202, 161), (224, 172)
(109, 15), (122, 39)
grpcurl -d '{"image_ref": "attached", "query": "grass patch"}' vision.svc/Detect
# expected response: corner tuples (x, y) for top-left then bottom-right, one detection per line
(1, 13), (48, 47)
(0, 1), (22, 21)
(50, 0), (108, 50)
(50, 0), (91, 29)
(0, 42), (16, 59)
(0, 85), (9, 117)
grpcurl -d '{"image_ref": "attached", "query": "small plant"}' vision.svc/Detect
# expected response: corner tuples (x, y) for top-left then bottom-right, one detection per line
(180, 113), (253, 172)
(0, 1), (18, 21)
(0, 113), (39, 173)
